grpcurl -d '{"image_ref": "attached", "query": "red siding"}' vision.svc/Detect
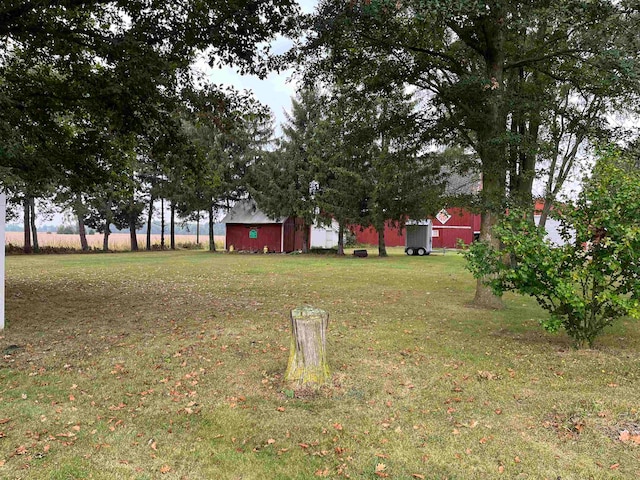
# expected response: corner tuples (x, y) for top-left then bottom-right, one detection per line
(226, 218), (311, 253)
(353, 208), (481, 249)
(226, 223), (283, 252)
(431, 207), (480, 248)
(354, 222), (405, 247)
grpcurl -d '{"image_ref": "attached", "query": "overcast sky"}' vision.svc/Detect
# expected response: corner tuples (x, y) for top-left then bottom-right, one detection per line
(195, 0), (318, 133)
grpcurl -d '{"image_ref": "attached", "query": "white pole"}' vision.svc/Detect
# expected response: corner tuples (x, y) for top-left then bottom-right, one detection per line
(0, 192), (5, 330)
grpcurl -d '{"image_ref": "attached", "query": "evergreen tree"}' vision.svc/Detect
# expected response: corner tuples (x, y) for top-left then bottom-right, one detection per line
(251, 88), (324, 253)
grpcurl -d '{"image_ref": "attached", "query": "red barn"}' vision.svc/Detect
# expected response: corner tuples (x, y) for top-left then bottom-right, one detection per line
(353, 208), (481, 249)
(221, 200), (309, 253)
(353, 172), (482, 249)
(352, 221), (406, 247)
(431, 207), (481, 248)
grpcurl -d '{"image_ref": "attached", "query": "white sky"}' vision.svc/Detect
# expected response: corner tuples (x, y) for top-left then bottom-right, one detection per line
(196, 0), (318, 132)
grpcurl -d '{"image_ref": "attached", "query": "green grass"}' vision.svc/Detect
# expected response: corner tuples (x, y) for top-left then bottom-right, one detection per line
(1, 249), (639, 479)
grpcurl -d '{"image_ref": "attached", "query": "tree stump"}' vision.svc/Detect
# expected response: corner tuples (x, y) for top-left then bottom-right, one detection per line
(285, 306), (330, 387)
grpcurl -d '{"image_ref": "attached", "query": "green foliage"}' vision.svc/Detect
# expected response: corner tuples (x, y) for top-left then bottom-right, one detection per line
(56, 224), (78, 235)
(251, 88), (323, 231)
(464, 149), (640, 348)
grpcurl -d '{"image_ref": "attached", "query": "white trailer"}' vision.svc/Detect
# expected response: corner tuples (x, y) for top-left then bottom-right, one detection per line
(405, 220), (433, 256)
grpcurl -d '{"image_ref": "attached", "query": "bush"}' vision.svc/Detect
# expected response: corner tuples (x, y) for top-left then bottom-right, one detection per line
(56, 224), (78, 234)
(309, 247), (339, 255)
(464, 149), (640, 348)
(177, 241), (204, 250)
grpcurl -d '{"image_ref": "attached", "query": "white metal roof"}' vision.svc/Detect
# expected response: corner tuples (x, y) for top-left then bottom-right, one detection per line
(220, 199), (285, 224)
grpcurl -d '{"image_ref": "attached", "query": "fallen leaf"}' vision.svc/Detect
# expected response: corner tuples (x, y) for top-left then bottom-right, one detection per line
(160, 465), (172, 473)
(276, 407), (285, 412)
(0, 418), (11, 425)
(267, 438), (275, 445)
(498, 465), (505, 473)
(375, 463), (386, 472)
(150, 441), (157, 451)
(412, 475), (425, 479)
(610, 464), (620, 470)
(333, 423), (343, 431)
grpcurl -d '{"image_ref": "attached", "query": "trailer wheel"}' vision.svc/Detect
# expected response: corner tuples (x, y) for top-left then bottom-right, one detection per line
(406, 247), (415, 256)
(417, 248), (426, 256)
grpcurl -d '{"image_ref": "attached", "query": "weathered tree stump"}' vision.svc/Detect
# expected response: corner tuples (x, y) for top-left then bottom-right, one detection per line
(284, 306), (330, 387)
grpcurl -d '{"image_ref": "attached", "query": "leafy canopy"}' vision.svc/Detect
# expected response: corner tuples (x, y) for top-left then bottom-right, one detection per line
(464, 149), (640, 348)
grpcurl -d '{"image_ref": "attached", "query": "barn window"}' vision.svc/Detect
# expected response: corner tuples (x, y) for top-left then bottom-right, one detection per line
(249, 228), (258, 239)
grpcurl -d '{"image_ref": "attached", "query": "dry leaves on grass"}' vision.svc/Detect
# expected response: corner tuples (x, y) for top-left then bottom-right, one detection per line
(374, 462), (389, 477)
(619, 430), (640, 445)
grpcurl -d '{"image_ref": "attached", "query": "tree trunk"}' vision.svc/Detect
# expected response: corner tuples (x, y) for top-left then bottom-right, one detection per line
(377, 221), (387, 257)
(170, 202), (175, 250)
(337, 223), (345, 256)
(196, 212), (200, 245)
(208, 206), (215, 252)
(473, 210), (504, 309)
(78, 215), (89, 251)
(103, 198), (111, 252)
(302, 223), (309, 253)
(538, 198), (553, 230)
(160, 197), (165, 250)
(472, 9), (507, 309)
(129, 217), (139, 252)
(146, 195), (154, 250)
(23, 197), (32, 254)
(103, 229), (110, 251)
(29, 197), (39, 253)
(129, 196), (139, 252)
(285, 306), (330, 387)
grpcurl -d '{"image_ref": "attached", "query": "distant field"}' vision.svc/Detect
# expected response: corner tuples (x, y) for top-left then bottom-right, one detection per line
(5, 232), (225, 250)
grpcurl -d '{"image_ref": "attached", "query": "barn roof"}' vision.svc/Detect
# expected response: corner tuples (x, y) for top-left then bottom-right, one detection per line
(443, 170), (481, 196)
(220, 199), (285, 224)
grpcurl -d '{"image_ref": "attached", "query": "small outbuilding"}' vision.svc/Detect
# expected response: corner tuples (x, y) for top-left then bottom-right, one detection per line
(311, 219), (340, 249)
(221, 200), (309, 253)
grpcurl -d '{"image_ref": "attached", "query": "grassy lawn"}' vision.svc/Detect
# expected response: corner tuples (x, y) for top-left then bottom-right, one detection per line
(1, 249), (638, 479)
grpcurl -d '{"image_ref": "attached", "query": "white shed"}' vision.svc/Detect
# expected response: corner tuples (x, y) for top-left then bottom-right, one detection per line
(311, 219), (340, 249)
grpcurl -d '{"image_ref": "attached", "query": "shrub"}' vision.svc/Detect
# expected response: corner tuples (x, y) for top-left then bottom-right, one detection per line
(177, 241), (204, 250)
(309, 247), (339, 255)
(464, 149), (640, 348)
